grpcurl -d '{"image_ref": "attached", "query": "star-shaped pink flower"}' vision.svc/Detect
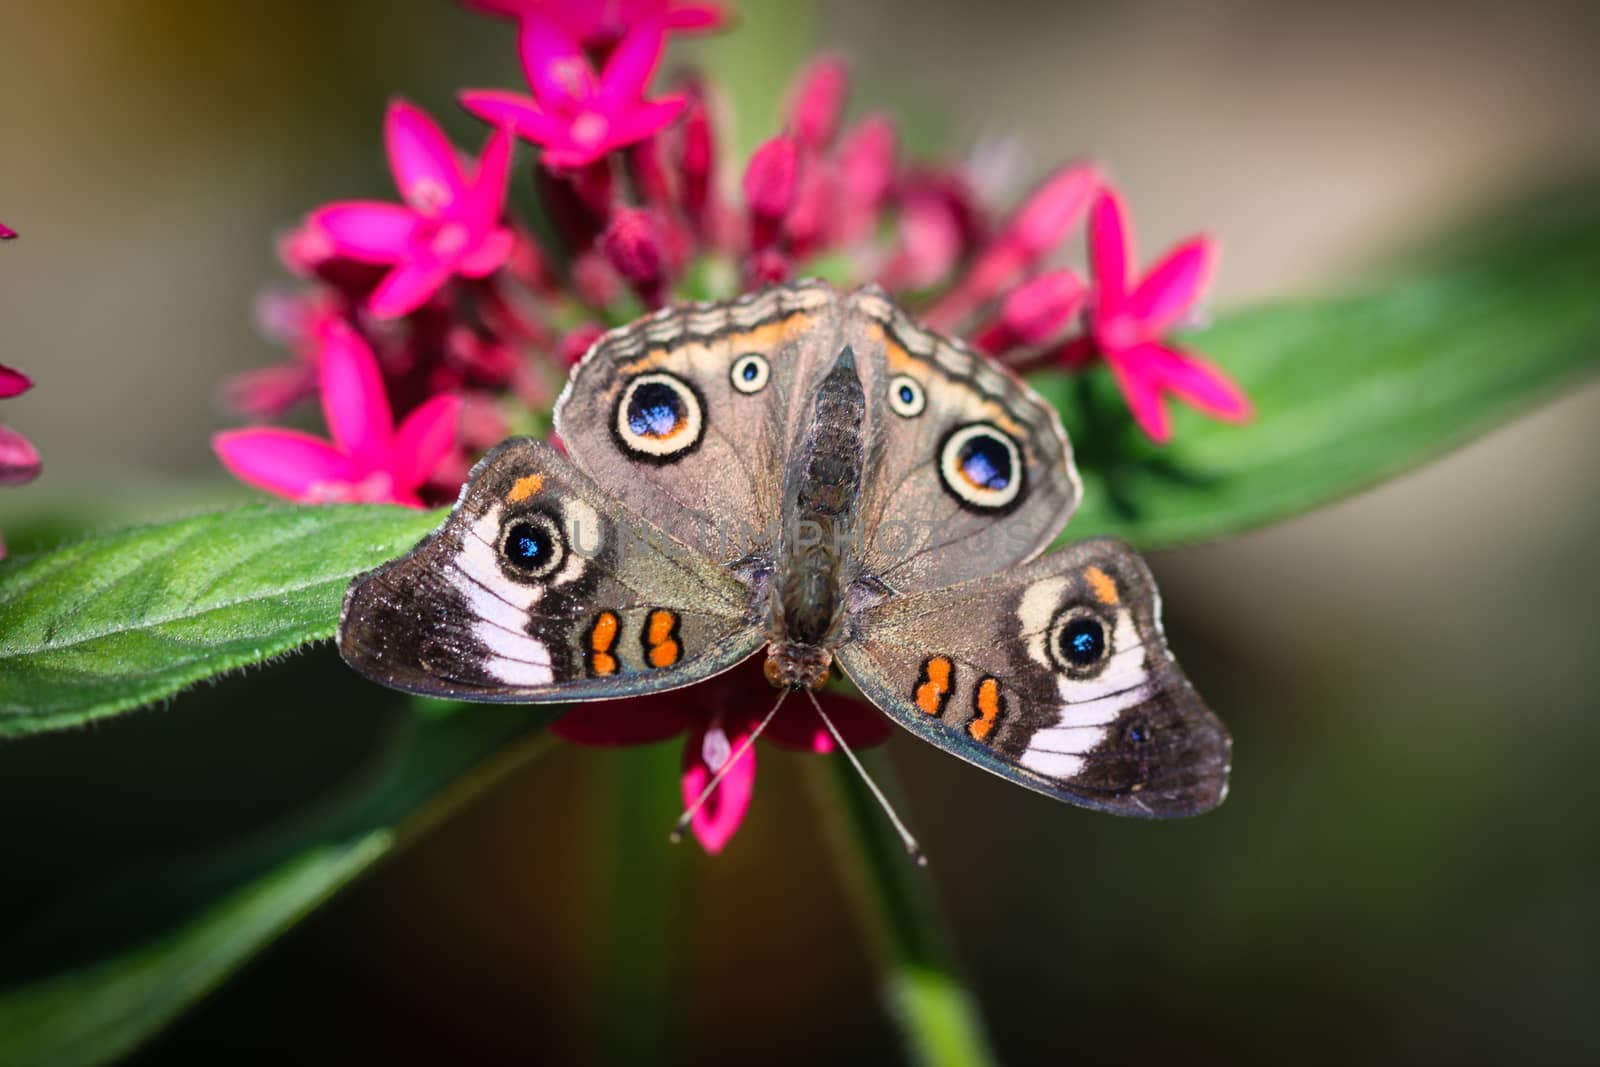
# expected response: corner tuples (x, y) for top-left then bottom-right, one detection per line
(1071, 188), (1251, 443)
(553, 658), (890, 854)
(214, 320), (461, 507)
(460, 16), (686, 170)
(463, 0), (726, 50)
(310, 101), (514, 320)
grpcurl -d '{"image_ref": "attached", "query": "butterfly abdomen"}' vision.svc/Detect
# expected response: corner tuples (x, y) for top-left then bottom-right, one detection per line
(768, 345), (868, 687)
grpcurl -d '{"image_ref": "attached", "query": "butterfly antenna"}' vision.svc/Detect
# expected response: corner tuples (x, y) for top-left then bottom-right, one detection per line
(806, 689), (927, 867)
(669, 689), (789, 845)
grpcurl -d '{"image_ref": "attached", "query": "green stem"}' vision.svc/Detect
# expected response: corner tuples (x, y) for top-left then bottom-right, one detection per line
(592, 742), (689, 1066)
(809, 753), (998, 1067)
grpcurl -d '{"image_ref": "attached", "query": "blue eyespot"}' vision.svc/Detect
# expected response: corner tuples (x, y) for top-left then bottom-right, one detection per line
(958, 435), (1012, 490)
(938, 423), (1023, 511)
(502, 515), (565, 577)
(627, 381), (684, 438)
(1060, 616), (1105, 667)
(1128, 722), (1151, 745)
(731, 353), (770, 394)
(888, 374), (925, 417)
(615, 372), (705, 462)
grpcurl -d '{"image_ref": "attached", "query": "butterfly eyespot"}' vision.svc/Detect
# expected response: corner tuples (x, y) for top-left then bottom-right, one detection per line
(887, 374), (926, 417)
(1126, 720), (1153, 745)
(938, 422), (1025, 512)
(500, 512), (567, 579)
(1045, 605), (1114, 677)
(613, 372), (705, 463)
(730, 353), (771, 394)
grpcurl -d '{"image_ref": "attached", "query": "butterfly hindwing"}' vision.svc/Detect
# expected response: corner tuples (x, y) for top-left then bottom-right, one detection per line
(836, 537), (1230, 817)
(553, 280), (843, 564)
(842, 286), (1082, 593)
(338, 439), (764, 702)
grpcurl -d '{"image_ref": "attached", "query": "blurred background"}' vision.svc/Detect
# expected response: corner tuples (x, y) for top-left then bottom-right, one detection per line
(2, 1), (1598, 1063)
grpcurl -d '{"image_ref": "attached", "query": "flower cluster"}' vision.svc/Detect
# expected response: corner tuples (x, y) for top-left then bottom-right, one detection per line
(212, 0), (1252, 851)
(1, 223), (41, 560)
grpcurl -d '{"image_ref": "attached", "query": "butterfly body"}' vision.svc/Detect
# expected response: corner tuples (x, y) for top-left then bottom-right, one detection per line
(340, 281), (1231, 818)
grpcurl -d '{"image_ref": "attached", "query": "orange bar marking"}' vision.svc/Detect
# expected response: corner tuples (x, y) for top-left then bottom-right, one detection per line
(1085, 566), (1119, 606)
(915, 656), (953, 715)
(644, 609), (681, 668)
(507, 474), (545, 503)
(587, 611), (621, 676)
(969, 677), (1004, 742)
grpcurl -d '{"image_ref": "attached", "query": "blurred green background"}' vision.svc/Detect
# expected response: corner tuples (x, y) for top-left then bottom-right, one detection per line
(2, 1), (1598, 1064)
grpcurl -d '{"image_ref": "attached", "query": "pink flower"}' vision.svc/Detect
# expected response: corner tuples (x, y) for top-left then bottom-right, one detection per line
(311, 101), (514, 320)
(926, 162), (1101, 330)
(1073, 188), (1250, 443)
(214, 320), (461, 506)
(0, 363), (41, 560)
(0, 221), (16, 239)
(553, 658), (891, 854)
(461, 17), (686, 171)
(463, 0), (726, 50)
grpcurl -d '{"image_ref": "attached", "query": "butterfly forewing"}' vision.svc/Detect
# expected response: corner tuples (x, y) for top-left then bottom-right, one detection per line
(843, 287), (1081, 594)
(553, 280), (843, 565)
(836, 537), (1230, 817)
(339, 439), (764, 702)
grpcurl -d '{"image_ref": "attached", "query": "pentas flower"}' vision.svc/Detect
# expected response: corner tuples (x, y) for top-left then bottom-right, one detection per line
(214, 321), (460, 506)
(461, 17), (685, 170)
(0, 363), (41, 561)
(0, 221), (15, 239)
(1061, 189), (1250, 443)
(463, 0), (727, 51)
(553, 658), (890, 853)
(311, 101), (513, 320)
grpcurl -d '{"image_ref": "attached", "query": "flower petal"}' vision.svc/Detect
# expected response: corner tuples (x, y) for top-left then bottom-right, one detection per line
(386, 99), (467, 213)
(459, 90), (571, 148)
(220, 361), (318, 418)
(1145, 344), (1253, 422)
(518, 14), (594, 110)
(315, 320), (393, 461)
(391, 392), (463, 491)
(0, 364), (33, 399)
(604, 97), (687, 150)
(764, 691), (891, 753)
(458, 227), (515, 277)
(1108, 355), (1172, 444)
(1129, 236), (1216, 332)
(0, 424), (41, 487)
(310, 202), (418, 263)
(553, 697), (693, 746)
(681, 718), (757, 854)
(597, 18), (668, 110)
(466, 127), (514, 232)
(212, 428), (355, 500)
(1089, 188), (1132, 309)
(367, 257), (456, 319)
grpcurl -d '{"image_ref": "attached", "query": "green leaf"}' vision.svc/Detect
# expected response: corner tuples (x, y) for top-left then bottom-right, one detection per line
(1040, 191), (1600, 547)
(0, 674), (558, 1067)
(0, 504), (442, 737)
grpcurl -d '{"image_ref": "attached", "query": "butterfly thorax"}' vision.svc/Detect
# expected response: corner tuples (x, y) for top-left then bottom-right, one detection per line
(764, 345), (868, 690)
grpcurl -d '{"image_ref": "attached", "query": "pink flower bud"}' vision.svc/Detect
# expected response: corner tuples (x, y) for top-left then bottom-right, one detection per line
(744, 135), (799, 221)
(0, 364), (33, 399)
(0, 425), (40, 488)
(677, 87), (716, 228)
(603, 207), (672, 307)
(1008, 161), (1101, 258)
(838, 114), (897, 218)
(973, 270), (1085, 354)
(789, 55), (850, 150)
(0, 221), (16, 239)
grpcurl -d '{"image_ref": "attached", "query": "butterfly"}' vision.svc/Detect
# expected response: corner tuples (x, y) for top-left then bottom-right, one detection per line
(338, 280), (1230, 838)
